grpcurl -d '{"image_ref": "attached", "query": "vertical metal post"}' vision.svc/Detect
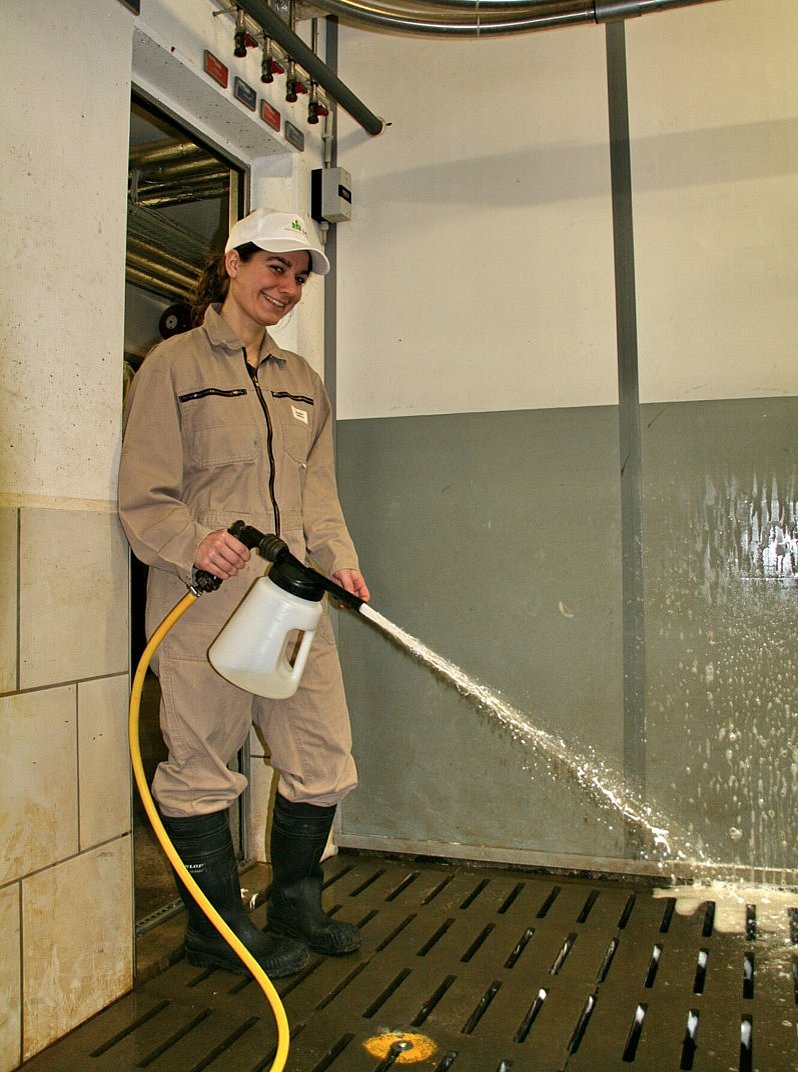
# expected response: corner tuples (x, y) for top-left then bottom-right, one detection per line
(605, 21), (647, 830)
(323, 16), (339, 421)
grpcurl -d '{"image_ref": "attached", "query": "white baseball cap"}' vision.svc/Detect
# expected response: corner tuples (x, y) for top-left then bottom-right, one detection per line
(224, 209), (330, 275)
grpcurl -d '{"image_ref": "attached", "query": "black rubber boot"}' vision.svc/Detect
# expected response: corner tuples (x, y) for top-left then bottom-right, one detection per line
(267, 795), (361, 955)
(161, 810), (309, 977)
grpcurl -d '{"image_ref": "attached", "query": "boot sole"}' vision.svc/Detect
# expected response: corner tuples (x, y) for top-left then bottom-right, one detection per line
(268, 922), (361, 956)
(185, 945), (309, 978)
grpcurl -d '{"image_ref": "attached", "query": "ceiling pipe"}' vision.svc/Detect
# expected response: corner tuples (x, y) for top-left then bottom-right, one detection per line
(126, 264), (192, 301)
(132, 185), (231, 207)
(126, 248), (198, 293)
(133, 174), (230, 195)
(235, 0), (385, 135)
(126, 236), (203, 278)
(595, 0), (718, 18)
(129, 139), (208, 168)
(309, 0), (723, 36)
(134, 157), (229, 181)
(308, 0), (587, 34)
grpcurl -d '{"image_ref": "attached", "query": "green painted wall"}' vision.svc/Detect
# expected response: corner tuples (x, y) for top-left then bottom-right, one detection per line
(335, 397), (798, 875)
(642, 397), (798, 874)
(336, 406), (625, 864)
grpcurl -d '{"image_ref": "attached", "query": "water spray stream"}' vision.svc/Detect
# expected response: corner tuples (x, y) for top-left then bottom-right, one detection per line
(205, 522), (702, 865)
(359, 604), (701, 865)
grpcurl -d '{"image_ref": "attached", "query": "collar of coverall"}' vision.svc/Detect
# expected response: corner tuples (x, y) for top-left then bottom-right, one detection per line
(203, 304), (288, 367)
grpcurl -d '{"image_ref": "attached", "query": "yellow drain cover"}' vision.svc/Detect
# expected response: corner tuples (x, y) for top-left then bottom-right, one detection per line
(363, 1030), (438, 1063)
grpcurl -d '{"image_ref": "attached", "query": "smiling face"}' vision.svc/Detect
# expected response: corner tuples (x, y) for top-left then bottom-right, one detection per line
(221, 247), (312, 341)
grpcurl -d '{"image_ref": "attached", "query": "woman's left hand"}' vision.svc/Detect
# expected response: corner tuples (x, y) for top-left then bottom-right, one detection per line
(332, 568), (371, 603)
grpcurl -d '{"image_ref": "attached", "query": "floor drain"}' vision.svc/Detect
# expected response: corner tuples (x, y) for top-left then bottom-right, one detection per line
(363, 1031), (438, 1064)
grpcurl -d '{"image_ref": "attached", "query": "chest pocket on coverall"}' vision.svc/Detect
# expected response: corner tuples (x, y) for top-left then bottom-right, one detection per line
(179, 388), (260, 468)
(271, 391), (313, 466)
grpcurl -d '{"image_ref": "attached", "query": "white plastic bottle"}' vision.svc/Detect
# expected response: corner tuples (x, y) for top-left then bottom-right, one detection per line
(208, 563), (324, 699)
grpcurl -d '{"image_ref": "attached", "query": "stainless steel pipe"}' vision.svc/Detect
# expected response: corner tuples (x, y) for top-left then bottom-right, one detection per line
(309, 0), (722, 36)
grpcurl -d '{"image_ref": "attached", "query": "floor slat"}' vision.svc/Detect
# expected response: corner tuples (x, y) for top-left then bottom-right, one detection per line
(17, 857), (798, 1072)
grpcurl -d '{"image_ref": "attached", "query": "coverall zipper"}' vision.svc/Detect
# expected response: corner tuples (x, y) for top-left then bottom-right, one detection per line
(245, 353), (281, 535)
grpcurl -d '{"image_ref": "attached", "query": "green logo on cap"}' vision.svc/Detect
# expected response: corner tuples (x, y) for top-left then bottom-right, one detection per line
(291, 218), (303, 232)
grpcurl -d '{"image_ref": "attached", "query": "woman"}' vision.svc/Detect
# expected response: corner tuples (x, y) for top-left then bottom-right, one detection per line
(119, 208), (369, 978)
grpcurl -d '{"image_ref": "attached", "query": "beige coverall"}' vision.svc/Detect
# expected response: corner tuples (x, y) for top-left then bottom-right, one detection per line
(118, 306), (359, 817)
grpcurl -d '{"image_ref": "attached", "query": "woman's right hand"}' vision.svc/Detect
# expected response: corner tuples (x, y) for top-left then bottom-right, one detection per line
(194, 529), (251, 580)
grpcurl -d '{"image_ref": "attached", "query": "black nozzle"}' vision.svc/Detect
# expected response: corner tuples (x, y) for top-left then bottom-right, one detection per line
(228, 520), (290, 564)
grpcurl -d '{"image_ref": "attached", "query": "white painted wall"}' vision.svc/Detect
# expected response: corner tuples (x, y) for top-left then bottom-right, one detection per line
(336, 25), (618, 418)
(628, 0), (798, 404)
(336, 0), (798, 419)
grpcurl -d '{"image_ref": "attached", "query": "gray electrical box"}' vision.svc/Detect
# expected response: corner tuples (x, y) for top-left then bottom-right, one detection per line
(311, 167), (352, 224)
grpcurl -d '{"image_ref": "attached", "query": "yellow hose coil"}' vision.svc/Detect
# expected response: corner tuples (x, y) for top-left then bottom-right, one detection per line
(128, 590), (291, 1071)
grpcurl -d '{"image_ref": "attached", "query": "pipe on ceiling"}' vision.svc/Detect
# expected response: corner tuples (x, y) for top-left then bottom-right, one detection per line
(309, 0), (722, 36)
(129, 139), (208, 168)
(126, 244), (199, 290)
(126, 264), (192, 301)
(235, 0), (386, 135)
(133, 184), (231, 207)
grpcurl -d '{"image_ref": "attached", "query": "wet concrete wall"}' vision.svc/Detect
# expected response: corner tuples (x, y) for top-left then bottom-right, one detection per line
(643, 397), (798, 875)
(335, 396), (798, 876)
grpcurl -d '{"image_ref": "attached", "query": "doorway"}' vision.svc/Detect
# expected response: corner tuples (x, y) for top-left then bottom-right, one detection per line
(125, 94), (246, 941)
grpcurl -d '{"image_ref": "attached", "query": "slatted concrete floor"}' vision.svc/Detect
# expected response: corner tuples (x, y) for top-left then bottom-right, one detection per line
(19, 855), (798, 1071)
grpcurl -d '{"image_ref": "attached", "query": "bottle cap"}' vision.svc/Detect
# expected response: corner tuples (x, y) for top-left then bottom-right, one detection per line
(268, 559), (325, 602)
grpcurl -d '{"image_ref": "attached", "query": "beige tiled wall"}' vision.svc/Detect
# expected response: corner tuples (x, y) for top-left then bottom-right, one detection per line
(79, 676), (133, 850)
(19, 508), (129, 689)
(0, 686), (79, 886)
(3, 0), (144, 1065)
(22, 839), (133, 1060)
(0, 886), (21, 1072)
(0, 505), (133, 1071)
(0, 509), (17, 693)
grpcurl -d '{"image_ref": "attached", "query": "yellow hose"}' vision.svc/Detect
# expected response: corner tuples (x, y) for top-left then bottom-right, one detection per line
(128, 590), (291, 1071)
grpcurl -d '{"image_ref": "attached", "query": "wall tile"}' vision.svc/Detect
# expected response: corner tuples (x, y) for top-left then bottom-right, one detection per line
(79, 675), (132, 850)
(19, 508), (128, 690)
(22, 838), (133, 1061)
(0, 884), (21, 1072)
(0, 688), (78, 885)
(0, 508), (17, 694)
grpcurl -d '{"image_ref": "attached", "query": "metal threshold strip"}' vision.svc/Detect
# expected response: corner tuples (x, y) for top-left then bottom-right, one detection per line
(18, 854), (798, 1071)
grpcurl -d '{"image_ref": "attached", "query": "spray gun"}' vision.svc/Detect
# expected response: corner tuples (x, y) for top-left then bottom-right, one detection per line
(194, 519), (364, 610)
(197, 521), (364, 698)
